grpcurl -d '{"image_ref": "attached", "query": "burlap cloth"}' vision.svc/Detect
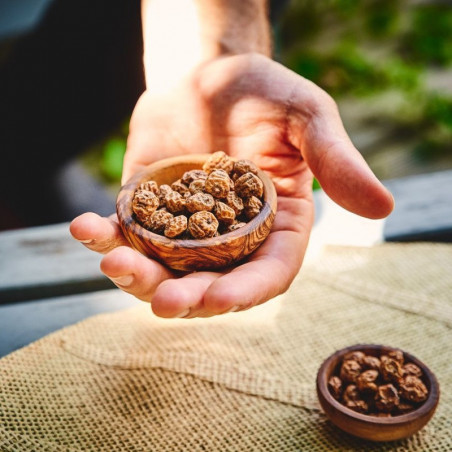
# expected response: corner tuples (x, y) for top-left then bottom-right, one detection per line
(1, 243), (451, 451)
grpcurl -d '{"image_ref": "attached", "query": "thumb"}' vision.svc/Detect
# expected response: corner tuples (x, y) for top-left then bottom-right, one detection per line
(292, 91), (394, 219)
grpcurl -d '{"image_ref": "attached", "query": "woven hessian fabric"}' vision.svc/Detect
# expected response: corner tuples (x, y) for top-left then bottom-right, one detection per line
(1, 243), (451, 451)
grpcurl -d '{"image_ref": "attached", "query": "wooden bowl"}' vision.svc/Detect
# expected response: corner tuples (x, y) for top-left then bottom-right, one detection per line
(316, 344), (440, 442)
(116, 154), (277, 271)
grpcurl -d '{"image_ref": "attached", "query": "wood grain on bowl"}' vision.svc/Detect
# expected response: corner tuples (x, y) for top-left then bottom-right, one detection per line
(116, 155), (277, 271)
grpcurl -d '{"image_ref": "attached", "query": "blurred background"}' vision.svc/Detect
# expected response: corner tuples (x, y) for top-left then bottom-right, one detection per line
(80, 0), (452, 193)
(0, 0), (451, 230)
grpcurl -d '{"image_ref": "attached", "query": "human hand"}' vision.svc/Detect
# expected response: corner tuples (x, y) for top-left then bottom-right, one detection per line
(70, 53), (393, 318)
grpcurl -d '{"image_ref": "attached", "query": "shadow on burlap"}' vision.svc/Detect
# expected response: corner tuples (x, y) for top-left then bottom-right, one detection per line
(0, 243), (451, 451)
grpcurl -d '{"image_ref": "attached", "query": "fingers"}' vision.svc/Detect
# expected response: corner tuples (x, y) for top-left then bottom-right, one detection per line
(100, 246), (174, 301)
(150, 272), (223, 318)
(203, 227), (308, 314)
(69, 212), (130, 254)
(289, 82), (394, 219)
(149, 229), (309, 317)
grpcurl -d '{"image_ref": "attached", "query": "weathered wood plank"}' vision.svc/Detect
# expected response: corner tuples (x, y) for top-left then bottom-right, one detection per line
(383, 169), (452, 242)
(0, 223), (114, 303)
(0, 289), (141, 358)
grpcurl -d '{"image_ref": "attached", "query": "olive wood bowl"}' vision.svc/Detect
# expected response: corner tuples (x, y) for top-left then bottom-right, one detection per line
(116, 154), (277, 271)
(316, 344), (440, 442)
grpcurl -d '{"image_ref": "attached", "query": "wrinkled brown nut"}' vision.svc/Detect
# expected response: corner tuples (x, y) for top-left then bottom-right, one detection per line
(345, 399), (369, 414)
(342, 384), (361, 403)
(244, 196), (263, 220)
(362, 355), (381, 371)
(403, 363), (423, 378)
(186, 192), (215, 213)
(132, 190), (160, 221)
(202, 151), (234, 175)
(181, 169), (208, 185)
(381, 358), (403, 384)
(396, 402), (416, 414)
(233, 159), (259, 178)
(188, 211), (219, 239)
(171, 179), (190, 197)
(375, 384), (400, 412)
(387, 349), (404, 365)
(343, 351), (366, 365)
(328, 376), (343, 400)
(225, 191), (244, 216)
(164, 215), (188, 238)
(145, 210), (173, 234)
(399, 376), (428, 403)
(234, 172), (264, 198)
(214, 201), (236, 225)
(158, 184), (173, 207)
(139, 180), (159, 195)
(204, 169), (232, 199)
(357, 370), (379, 393)
(226, 221), (247, 233)
(189, 179), (206, 194)
(165, 191), (186, 214)
(340, 360), (362, 384)
(343, 385), (369, 413)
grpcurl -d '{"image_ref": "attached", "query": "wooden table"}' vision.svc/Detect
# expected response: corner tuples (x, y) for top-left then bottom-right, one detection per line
(1, 170), (451, 358)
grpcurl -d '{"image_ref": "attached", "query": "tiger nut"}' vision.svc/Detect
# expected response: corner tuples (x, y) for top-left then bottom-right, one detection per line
(226, 221), (247, 233)
(145, 209), (173, 234)
(213, 201), (236, 225)
(225, 191), (244, 216)
(164, 215), (188, 238)
(381, 357), (403, 384)
(374, 384), (400, 412)
(158, 184), (173, 207)
(204, 169), (232, 199)
(165, 191), (186, 214)
(234, 172), (264, 198)
(327, 376), (343, 400)
(202, 150), (234, 175)
(188, 211), (219, 239)
(399, 376), (428, 403)
(171, 179), (190, 197)
(403, 363), (423, 378)
(132, 190), (159, 221)
(186, 192), (215, 213)
(181, 169), (208, 185)
(343, 351), (366, 365)
(139, 180), (160, 195)
(233, 159), (259, 178)
(357, 370), (379, 393)
(340, 360), (362, 384)
(189, 179), (206, 194)
(244, 196), (263, 220)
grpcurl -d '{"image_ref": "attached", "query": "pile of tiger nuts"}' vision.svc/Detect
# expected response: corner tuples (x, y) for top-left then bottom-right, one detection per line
(132, 151), (265, 239)
(328, 349), (429, 417)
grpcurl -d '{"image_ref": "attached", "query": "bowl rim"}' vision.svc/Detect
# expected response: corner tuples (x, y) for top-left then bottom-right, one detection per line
(117, 153), (278, 248)
(316, 343), (440, 426)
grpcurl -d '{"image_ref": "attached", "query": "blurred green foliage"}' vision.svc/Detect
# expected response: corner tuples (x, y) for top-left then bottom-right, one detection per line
(91, 0), (452, 185)
(279, 0), (452, 164)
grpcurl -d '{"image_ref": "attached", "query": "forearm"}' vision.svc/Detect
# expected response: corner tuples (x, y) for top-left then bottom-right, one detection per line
(141, 0), (271, 91)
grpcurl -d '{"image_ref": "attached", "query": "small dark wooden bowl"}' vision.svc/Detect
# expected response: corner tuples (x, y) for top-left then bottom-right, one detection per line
(316, 344), (440, 442)
(116, 154), (277, 271)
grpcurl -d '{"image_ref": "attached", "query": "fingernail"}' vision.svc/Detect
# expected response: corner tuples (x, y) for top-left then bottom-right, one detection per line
(78, 239), (93, 244)
(225, 306), (240, 313)
(173, 308), (190, 318)
(111, 275), (134, 287)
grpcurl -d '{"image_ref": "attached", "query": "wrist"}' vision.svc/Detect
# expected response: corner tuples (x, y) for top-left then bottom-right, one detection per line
(142, 0), (271, 93)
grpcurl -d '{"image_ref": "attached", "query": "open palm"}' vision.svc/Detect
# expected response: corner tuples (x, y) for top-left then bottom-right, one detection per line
(71, 54), (393, 318)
